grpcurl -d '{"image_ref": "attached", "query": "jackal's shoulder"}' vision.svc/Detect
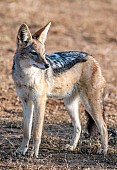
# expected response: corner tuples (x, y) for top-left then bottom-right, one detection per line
(46, 51), (88, 74)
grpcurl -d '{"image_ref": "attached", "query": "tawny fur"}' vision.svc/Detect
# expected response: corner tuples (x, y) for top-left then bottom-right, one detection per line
(12, 22), (108, 157)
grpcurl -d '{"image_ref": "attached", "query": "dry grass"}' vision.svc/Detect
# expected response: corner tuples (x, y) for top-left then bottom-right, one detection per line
(0, 0), (117, 169)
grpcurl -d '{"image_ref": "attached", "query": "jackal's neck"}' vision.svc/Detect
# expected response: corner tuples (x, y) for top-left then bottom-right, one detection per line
(12, 53), (50, 88)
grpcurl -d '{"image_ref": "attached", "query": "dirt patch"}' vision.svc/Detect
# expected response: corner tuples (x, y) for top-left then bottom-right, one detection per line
(0, 0), (117, 169)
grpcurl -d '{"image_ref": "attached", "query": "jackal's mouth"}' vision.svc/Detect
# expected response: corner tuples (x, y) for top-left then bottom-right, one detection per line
(33, 64), (40, 68)
(33, 63), (49, 69)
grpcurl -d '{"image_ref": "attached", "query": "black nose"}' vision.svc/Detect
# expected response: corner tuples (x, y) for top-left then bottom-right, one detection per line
(45, 64), (49, 68)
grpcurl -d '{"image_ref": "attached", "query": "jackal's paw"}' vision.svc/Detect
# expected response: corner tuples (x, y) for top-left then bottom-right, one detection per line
(97, 148), (107, 156)
(97, 148), (103, 154)
(16, 147), (27, 156)
(30, 150), (38, 158)
(65, 144), (76, 151)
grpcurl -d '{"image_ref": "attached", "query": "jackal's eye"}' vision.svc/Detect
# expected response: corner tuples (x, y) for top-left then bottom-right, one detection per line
(29, 50), (38, 56)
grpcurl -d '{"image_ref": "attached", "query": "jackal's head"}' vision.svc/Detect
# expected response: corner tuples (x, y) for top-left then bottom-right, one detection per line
(16, 22), (51, 69)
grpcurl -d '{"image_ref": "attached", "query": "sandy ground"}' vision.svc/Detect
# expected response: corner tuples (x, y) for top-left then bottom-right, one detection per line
(0, 0), (117, 169)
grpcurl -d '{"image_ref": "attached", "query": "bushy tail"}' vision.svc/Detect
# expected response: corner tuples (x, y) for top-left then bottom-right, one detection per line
(102, 92), (106, 122)
(86, 110), (97, 136)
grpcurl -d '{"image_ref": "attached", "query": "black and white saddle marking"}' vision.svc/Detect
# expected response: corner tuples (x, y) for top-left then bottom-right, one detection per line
(46, 51), (88, 74)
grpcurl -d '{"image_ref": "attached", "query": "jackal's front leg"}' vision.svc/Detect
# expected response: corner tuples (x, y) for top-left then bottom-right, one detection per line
(17, 99), (34, 155)
(31, 94), (47, 157)
(64, 96), (81, 151)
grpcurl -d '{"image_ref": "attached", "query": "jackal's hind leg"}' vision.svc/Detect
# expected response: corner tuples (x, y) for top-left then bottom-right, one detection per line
(64, 96), (81, 151)
(80, 89), (108, 155)
(17, 99), (34, 155)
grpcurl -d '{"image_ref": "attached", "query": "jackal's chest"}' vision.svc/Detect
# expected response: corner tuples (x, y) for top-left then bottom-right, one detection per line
(13, 67), (44, 99)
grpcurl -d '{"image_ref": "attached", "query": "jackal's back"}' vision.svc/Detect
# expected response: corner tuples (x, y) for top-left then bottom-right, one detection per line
(46, 51), (88, 74)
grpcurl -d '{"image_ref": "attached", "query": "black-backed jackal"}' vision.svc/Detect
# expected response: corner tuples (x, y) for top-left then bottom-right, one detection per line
(12, 22), (108, 157)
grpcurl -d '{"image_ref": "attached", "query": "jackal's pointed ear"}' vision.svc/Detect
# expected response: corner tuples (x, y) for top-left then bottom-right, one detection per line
(17, 24), (32, 47)
(32, 22), (51, 44)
